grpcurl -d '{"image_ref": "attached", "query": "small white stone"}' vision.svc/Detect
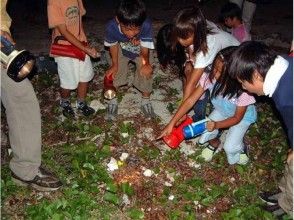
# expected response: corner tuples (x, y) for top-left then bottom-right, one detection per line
(164, 181), (172, 187)
(121, 133), (129, 138)
(143, 169), (154, 177)
(119, 153), (129, 161)
(122, 194), (130, 205)
(168, 195), (175, 200)
(107, 157), (119, 172)
(90, 99), (106, 111)
(230, 177), (236, 182)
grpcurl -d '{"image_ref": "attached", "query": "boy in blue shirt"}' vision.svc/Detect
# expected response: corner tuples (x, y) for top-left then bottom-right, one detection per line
(228, 41), (293, 218)
(104, 0), (155, 121)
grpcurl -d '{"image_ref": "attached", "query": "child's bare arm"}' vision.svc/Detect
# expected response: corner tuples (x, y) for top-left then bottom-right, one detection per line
(56, 24), (98, 58)
(140, 46), (150, 65)
(207, 106), (247, 131)
(157, 85), (205, 139)
(183, 67), (205, 101)
(105, 44), (119, 77)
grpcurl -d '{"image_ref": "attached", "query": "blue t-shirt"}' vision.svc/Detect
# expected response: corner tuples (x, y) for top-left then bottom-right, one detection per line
(104, 18), (154, 60)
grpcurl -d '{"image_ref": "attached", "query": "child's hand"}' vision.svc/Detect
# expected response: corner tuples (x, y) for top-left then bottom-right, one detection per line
(105, 65), (118, 78)
(140, 63), (153, 78)
(156, 123), (174, 140)
(84, 46), (99, 58)
(206, 121), (216, 132)
(287, 149), (293, 164)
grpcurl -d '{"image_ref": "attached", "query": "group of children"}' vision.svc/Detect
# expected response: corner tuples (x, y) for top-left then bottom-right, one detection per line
(47, 0), (292, 216)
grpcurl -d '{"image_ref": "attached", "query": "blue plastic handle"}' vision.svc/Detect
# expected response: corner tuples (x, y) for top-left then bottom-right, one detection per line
(183, 118), (208, 139)
(1, 36), (15, 54)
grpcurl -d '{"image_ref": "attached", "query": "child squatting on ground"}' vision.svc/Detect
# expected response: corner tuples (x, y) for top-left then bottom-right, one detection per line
(47, 0), (99, 118)
(219, 2), (251, 43)
(157, 6), (240, 122)
(228, 41), (293, 217)
(158, 46), (257, 165)
(104, 0), (155, 121)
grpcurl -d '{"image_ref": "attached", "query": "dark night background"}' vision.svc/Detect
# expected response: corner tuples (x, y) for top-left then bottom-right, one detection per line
(5, 0), (293, 55)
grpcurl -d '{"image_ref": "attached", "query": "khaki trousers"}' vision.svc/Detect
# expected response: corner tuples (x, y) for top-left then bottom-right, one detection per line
(1, 67), (41, 180)
(112, 47), (153, 94)
(278, 159), (293, 216)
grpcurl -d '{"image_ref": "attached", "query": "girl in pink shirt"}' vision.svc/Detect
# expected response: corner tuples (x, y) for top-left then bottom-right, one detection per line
(219, 2), (251, 43)
(158, 46), (256, 165)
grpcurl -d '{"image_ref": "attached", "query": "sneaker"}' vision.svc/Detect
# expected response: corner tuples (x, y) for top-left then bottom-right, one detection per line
(201, 145), (218, 162)
(263, 203), (287, 218)
(60, 101), (75, 118)
(259, 190), (281, 205)
(141, 103), (156, 119)
(238, 145), (250, 165)
(77, 102), (95, 116)
(11, 167), (62, 191)
(105, 102), (118, 121)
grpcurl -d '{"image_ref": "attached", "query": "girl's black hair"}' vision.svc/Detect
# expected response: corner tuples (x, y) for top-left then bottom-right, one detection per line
(218, 2), (242, 24)
(228, 41), (277, 82)
(115, 0), (146, 27)
(172, 6), (214, 57)
(156, 23), (186, 77)
(209, 46), (243, 99)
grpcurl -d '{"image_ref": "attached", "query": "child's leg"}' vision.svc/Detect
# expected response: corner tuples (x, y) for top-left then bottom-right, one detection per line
(223, 121), (251, 164)
(133, 55), (155, 118)
(75, 55), (95, 116)
(55, 57), (78, 117)
(112, 47), (130, 88)
(133, 56), (153, 96)
(192, 90), (210, 122)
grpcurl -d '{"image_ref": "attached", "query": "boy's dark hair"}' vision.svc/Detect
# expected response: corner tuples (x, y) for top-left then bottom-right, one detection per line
(228, 41), (277, 83)
(172, 6), (213, 57)
(208, 46), (243, 99)
(115, 0), (146, 27)
(218, 2), (242, 23)
(156, 24), (186, 77)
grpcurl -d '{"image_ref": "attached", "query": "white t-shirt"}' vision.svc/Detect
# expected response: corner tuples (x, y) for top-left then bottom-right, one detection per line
(193, 21), (240, 68)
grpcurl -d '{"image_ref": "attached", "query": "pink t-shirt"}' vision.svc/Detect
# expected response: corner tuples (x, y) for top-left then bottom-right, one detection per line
(232, 23), (251, 43)
(47, 0), (87, 44)
(199, 73), (255, 106)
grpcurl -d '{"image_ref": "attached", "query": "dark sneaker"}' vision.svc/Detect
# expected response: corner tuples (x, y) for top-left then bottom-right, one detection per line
(77, 103), (95, 116)
(141, 103), (156, 119)
(11, 167), (62, 191)
(60, 102), (75, 118)
(259, 190), (281, 205)
(263, 203), (287, 218)
(105, 103), (118, 121)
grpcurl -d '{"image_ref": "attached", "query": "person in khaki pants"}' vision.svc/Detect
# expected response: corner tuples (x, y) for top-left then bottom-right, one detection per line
(1, 0), (62, 191)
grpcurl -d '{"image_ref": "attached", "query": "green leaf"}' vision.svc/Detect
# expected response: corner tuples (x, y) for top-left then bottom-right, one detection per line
(106, 183), (118, 193)
(103, 192), (120, 205)
(83, 163), (95, 170)
(127, 208), (144, 219)
(121, 182), (134, 196)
